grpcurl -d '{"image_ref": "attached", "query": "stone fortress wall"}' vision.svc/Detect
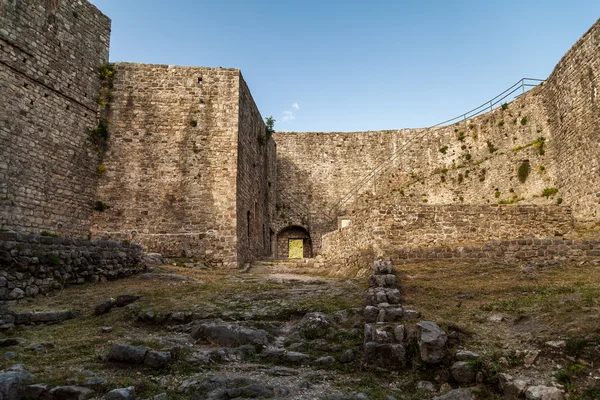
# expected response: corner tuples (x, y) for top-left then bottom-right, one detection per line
(543, 20), (600, 230)
(277, 18), (600, 258)
(0, 0), (598, 270)
(90, 64), (275, 267)
(0, 0), (111, 237)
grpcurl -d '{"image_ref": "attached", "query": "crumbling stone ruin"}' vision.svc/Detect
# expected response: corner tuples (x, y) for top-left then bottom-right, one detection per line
(1, 0), (599, 275)
(1, 2), (600, 397)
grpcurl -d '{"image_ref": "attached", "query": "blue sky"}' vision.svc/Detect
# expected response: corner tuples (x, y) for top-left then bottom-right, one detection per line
(89, 0), (600, 132)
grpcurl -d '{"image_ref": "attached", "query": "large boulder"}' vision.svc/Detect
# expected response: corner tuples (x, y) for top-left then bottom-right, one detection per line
(417, 321), (447, 364)
(106, 386), (136, 400)
(191, 322), (270, 347)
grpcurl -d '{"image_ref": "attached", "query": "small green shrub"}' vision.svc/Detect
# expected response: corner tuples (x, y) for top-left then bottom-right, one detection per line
(537, 165), (545, 173)
(265, 116), (275, 141)
(518, 161), (530, 183)
(439, 146), (448, 154)
(497, 120), (505, 127)
(189, 120), (198, 127)
(486, 141), (497, 153)
(534, 137), (545, 155)
(501, 103), (508, 110)
(94, 200), (109, 212)
(96, 164), (106, 176)
(461, 145), (467, 150)
(471, 131), (478, 139)
(494, 190), (501, 198)
(458, 173), (464, 184)
(456, 131), (466, 141)
(441, 175), (446, 183)
(557, 198), (563, 205)
(87, 119), (109, 155)
(542, 187), (559, 198)
(464, 154), (472, 161)
(468, 124), (475, 130)
(98, 63), (115, 80)
(521, 117), (528, 125)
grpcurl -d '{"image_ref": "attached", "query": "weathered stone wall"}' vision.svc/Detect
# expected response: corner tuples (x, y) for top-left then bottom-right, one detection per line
(387, 238), (600, 265)
(0, 0), (110, 237)
(543, 18), (600, 230)
(91, 65), (275, 266)
(236, 75), (276, 263)
(321, 204), (573, 261)
(274, 86), (557, 255)
(0, 231), (144, 302)
(90, 64), (241, 266)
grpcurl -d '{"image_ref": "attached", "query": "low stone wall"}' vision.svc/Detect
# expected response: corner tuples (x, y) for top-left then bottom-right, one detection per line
(0, 232), (145, 301)
(387, 238), (600, 265)
(321, 204), (573, 263)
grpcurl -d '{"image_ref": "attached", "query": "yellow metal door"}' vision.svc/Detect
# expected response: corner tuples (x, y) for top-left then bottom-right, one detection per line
(288, 239), (303, 259)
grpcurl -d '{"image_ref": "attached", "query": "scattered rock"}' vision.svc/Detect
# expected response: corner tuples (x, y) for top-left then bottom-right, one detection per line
(20, 383), (49, 399)
(451, 361), (476, 383)
(101, 327), (113, 333)
(524, 349), (540, 367)
(417, 321), (447, 364)
(313, 356), (335, 366)
(115, 294), (140, 308)
(295, 312), (334, 339)
(106, 386), (136, 400)
(363, 342), (406, 369)
(94, 298), (116, 315)
(144, 253), (165, 265)
(339, 349), (355, 363)
(416, 381), (436, 392)
(191, 322), (270, 347)
(144, 351), (172, 368)
(3, 352), (18, 359)
(48, 385), (94, 399)
(545, 340), (566, 349)
(107, 344), (149, 364)
(284, 351), (310, 364)
(525, 385), (564, 400)
(403, 310), (421, 320)
(433, 388), (476, 400)
(488, 314), (504, 322)
(455, 350), (480, 360)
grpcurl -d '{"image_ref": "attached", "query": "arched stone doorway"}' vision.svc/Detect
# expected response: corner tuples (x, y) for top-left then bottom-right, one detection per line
(276, 225), (312, 259)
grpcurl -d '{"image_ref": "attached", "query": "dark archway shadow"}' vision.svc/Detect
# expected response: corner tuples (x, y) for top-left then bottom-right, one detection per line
(275, 225), (312, 259)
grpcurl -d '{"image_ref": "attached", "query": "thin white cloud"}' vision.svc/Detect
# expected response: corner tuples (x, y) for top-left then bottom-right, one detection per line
(292, 103), (299, 110)
(281, 110), (295, 122)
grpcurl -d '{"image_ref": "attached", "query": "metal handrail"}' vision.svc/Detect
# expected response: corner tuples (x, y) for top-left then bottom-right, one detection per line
(326, 78), (544, 219)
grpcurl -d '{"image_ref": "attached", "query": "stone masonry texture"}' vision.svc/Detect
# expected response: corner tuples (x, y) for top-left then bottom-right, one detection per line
(0, 231), (144, 302)
(90, 64), (275, 267)
(0, 0), (110, 237)
(1, 0), (599, 269)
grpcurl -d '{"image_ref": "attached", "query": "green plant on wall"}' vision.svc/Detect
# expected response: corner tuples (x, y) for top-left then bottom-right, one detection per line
(87, 119), (109, 155)
(265, 116), (275, 141)
(456, 131), (466, 141)
(94, 200), (109, 212)
(439, 146), (448, 154)
(542, 187), (559, 198)
(521, 117), (528, 125)
(518, 161), (531, 183)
